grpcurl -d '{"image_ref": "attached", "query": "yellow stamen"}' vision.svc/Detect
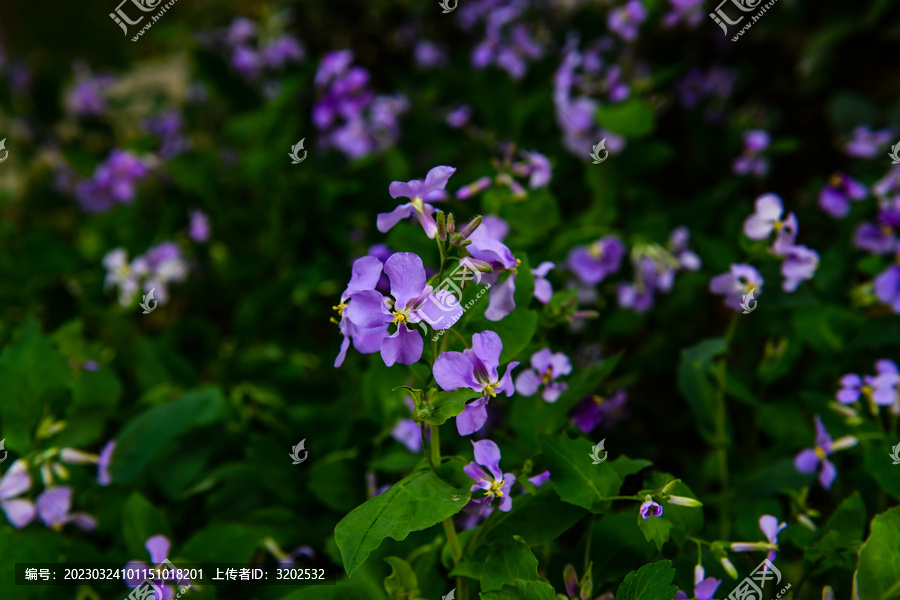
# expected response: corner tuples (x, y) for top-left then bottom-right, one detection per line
(814, 446), (826, 460)
(333, 301), (348, 316)
(392, 311), (408, 325)
(773, 221), (783, 230)
(489, 479), (505, 496)
(542, 368), (554, 385)
(483, 382), (498, 397)
(510, 258), (522, 275)
(862, 384), (873, 397)
(593, 394), (605, 405)
(829, 173), (843, 187)
(588, 242), (604, 259)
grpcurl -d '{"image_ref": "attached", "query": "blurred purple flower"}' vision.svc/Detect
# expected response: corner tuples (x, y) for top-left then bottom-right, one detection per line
(75, 150), (149, 213)
(446, 105), (472, 128)
(838, 361), (900, 407)
(143, 111), (191, 158)
(464, 439), (514, 514)
(781, 245), (819, 292)
(608, 0), (647, 41)
(532, 261), (555, 303)
(743, 193), (797, 255)
(733, 130), (770, 177)
(36, 486), (96, 531)
(227, 17), (257, 46)
(261, 35), (305, 69)
(0, 461), (36, 528)
(515, 348), (572, 403)
(433, 331), (519, 435)
(568, 236), (625, 285)
(794, 416), (856, 489)
(675, 565), (720, 600)
(854, 222), (896, 255)
(663, 0), (704, 28)
(845, 126), (891, 158)
(391, 397), (423, 453)
(570, 390), (628, 433)
(414, 40), (448, 68)
(98, 441), (115, 486)
(709, 264), (763, 312)
(874, 243), (900, 312)
(124, 535), (188, 600)
(731, 515), (786, 563)
(639, 497), (663, 519)
(819, 172), (867, 219)
(188, 210), (210, 242)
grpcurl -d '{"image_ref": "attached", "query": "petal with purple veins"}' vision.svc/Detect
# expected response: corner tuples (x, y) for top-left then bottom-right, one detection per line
(384, 253), (427, 310)
(472, 439), (503, 481)
(376, 202), (415, 233)
(380, 323), (423, 366)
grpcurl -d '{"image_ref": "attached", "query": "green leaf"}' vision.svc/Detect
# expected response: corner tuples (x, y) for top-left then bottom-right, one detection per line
(677, 339), (726, 444)
(180, 523), (260, 563)
(110, 387), (229, 484)
(596, 99), (656, 139)
(540, 433), (641, 512)
(480, 536), (544, 592)
(480, 579), (558, 600)
(122, 492), (171, 559)
(502, 189), (562, 247)
(857, 506), (900, 600)
(334, 467), (470, 576)
(615, 560), (678, 600)
(383, 557), (421, 600)
(647, 473), (703, 546)
(420, 388), (481, 426)
(638, 516), (672, 552)
(477, 489), (588, 548)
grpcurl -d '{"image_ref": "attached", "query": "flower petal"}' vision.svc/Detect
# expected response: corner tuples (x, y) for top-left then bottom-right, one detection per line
(433, 351), (481, 392)
(0, 461), (32, 500)
(472, 439), (503, 481)
(380, 323), (423, 366)
(514, 369), (540, 397)
(385, 253), (427, 310)
(146, 534), (171, 565)
(345, 290), (391, 329)
(794, 449), (819, 474)
(422, 166), (457, 194)
(1, 498), (36, 528)
(759, 515), (784, 544)
(457, 398), (489, 435)
(819, 459), (837, 489)
(376, 202), (415, 233)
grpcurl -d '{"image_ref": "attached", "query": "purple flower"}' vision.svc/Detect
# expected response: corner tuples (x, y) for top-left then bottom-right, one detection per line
(733, 130), (770, 177)
(465, 223), (520, 321)
(82, 360), (100, 372)
(709, 264), (763, 312)
(75, 150), (150, 213)
(604, 66), (630, 103)
(794, 416), (857, 489)
(854, 222), (896, 254)
(464, 439), (514, 514)
(874, 243), (900, 312)
(446, 105), (472, 128)
(639, 497), (663, 519)
(731, 515), (786, 563)
(346, 253), (461, 367)
(102, 248), (141, 306)
(663, 0), (704, 28)
(124, 535), (188, 600)
(568, 236), (625, 285)
(231, 45), (263, 79)
(515, 349), (572, 403)
(837, 361), (899, 407)
(65, 64), (115, 117)
(532, 262), (555, 304)
(781, 245), (819, 292)
(0, 460), (36, 528)
(36, 486), (96, 531)
(315, 50), (354, 87)
(391, 397), (423, 453)
(570, 390), (628, 433)
(743, 193), (797, 255)
(844, 126), (892, 158)
(608, 0), (647, 42)
(261, 36), (305, 69)
(433, 330), (519, 435)
(332, 256), (388, 367)
(377, 166), (456, 238)
(188, 210), (210, 242)
(98, 441), (115, 486)
(669, 227), (701, 271)
(520, 151), (552, 189)
(819, 172), (867, 219)
(143, 111), (191, 158)
(226, 17), (257, 46)
(414, 40), (448, 68)
(675, 565), (720, 600)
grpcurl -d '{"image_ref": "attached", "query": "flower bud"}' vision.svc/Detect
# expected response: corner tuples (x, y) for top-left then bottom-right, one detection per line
(660, 479), (681, 494)
(720, 557), (738, 580)
(59, 448), (100, 465)
(51, 462), (70, 481)
(460, 258), (493, 273)
(831, 435), (859, 452)
(797, 514), (817, 532)
(666, 495), (702, 508)
(446, 213), (455, 234)
(436, 211), (447, 241)
(40, 463), (53, 487)
(459, 215), (483, 240)
(730, 542), (777, 552)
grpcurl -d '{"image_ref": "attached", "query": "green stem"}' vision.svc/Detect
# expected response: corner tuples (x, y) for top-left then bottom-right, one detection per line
(583, 515), (595, 575)
(430, 424), (441, 467)
(715, 313), (739, 539)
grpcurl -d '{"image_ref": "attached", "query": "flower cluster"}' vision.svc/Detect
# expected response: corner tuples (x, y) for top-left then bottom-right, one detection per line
(206, 16), (305, 85)
(103, 242), (189, 307)
(74, 150), (150, 213)
(836, 359), (899, 410)
(457, 0), (544, 80)
(733, 129), (770, 177)
(65, 61), (116, 118)
(143, 110), (192, 159)
(313, 50), (408, 160)
(456, 144), (552, 200)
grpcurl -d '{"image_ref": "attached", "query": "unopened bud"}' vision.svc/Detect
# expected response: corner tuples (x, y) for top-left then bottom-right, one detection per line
(661, 479), (681, 494)
(460, 258), (493, 273)
(831, 435), (859, 452)
(459, 215), (483, 240)
(59, 448), (99, 465)
(666, 495), (702, 507)
(447, 213), (455, 233)
(456, 176), (492, 200)
(797, 514), (817, 532)
(730, 542), (777, 552)
(720, 557), (738, 579)
(51, 462), (70, 481)
(436, 211), (447, 242)
(40, 464), (53, 487)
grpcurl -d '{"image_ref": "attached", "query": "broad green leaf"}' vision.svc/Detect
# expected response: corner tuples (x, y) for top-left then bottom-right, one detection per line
(615, 560), (678, 600)
(478, 489), (588, 548)
(596, 99), (656, 138)
(180, 523), (260, 563)
(638, 515), (672, 552)
(383, 557), (421, 600)
(111, 387), (229, 484)
(480, 536), (544, 592)
(419, 388), (481, 426)
(122, 492), (171, 560)
(503, 189), (562, 247)
(857, 506), (900, 600)
(309, 453), (363, 512)
(540, 433), (639, 512)
(334, 467), (470, 576)
(677, 339), (726, 444)
(480, 579), (558, 600)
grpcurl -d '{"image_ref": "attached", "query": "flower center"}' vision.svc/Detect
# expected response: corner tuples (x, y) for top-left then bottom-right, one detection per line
(333, 301), (347, 316)
(773, 220), (783, 230)
(483, 382), (498, 397)
(391, 310), (408, 325)
(593, 394), (605, 405)
(510, 258), (522, 275)
(489, 479), (505, 496)
(861, 384), (873, 397)
(588, 242), (604, 259)
(542, 368), (554, 384)
(411, 196), (424, 212)
(829, 173), (843, 188)
(814, 446), (827, 460)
